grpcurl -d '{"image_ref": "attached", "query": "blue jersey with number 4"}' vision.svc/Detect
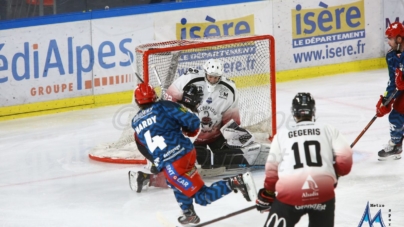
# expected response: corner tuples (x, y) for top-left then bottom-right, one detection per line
(132, 100), (200, 171)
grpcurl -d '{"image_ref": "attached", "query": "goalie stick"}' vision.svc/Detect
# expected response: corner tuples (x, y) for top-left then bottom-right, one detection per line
(350, 88), (399, 148)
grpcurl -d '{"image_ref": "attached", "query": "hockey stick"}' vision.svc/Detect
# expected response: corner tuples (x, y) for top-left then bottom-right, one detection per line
(126, 53), (144, 83)
(193, 205), (256, 227)
(350, 88), (399, 148)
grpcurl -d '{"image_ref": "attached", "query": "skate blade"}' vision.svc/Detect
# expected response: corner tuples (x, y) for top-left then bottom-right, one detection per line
(378, 154), (401, 161)
(242, 171), (258, 202)
(128, 171), (137, 191)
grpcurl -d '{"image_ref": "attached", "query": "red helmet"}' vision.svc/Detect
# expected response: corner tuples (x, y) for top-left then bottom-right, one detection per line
(134, 83), (157, 105)
(385, 22), (404, 39)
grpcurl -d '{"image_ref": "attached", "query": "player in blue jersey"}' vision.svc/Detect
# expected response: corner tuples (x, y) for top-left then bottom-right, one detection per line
(129, 82), (257, 225)
(132, 59), (267, 193)
(376, 22), (404, 161)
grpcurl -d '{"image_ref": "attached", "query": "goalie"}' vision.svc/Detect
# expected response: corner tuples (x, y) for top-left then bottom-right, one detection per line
(164, 58), (264, 168)
(130, 58), (269, 193)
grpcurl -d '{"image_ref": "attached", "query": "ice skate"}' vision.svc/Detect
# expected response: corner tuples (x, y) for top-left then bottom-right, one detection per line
(378, 140), (402, 161)
(128, 171), (151, 193)
(178, 205), (200, 225)
(224, 171), (258, 202)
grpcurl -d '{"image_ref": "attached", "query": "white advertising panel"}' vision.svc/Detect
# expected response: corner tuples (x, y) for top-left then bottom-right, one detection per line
(153, 1), (273, 41)
(0, 21), (93, 107)
(0, 0), (389, 110)
(91, 14), (155, 95)
(383, 0), (404, 53)
(152, 1), (273, 79)
(272, 0), (383, 71)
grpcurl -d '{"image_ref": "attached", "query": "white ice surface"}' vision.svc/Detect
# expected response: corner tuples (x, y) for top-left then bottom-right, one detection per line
(0, 69), (402, 227)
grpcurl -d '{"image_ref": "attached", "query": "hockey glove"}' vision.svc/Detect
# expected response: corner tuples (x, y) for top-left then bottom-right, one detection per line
(220, 119), (255, 148)
(376, 95), (393, 117)
(395, 68), (404, 90)
(183, 128), (200, 138)
(256, 188), (275, 213)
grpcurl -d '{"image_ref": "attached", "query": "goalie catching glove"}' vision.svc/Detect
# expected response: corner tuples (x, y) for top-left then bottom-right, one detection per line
(256, 188), (275, 213)
(220, 119), (255, 148)
(181, 84), (203, 113)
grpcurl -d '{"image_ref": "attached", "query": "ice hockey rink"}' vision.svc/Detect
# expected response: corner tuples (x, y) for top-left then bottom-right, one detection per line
(1, 68), (403, 227)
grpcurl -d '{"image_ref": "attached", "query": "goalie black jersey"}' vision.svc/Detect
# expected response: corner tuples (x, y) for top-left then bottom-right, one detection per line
(264, 121), (353, 206)
(132, 100), (200, 171)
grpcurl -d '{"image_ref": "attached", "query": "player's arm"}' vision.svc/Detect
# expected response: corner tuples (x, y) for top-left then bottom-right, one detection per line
(263, 134), (281, 192)
(164, 69), (199, 102)
(326, 125), (353, 177)
(164, 83), (183, 102)
(386, 50), (400, 96)
(221, 86), (241, 125)
(162, 101), (201, 137)
(376, 51), (401, 117)
(256, 134), (280, 212)
(134, 132), (154, 162)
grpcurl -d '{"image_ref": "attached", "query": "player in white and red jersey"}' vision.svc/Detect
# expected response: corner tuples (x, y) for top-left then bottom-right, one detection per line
(165, 59), (240, 145)
(256, 92), (353, 227)
(164, 58), (255, 168)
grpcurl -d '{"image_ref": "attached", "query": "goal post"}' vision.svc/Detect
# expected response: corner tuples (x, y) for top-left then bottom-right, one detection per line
(88, 34), (276, 164)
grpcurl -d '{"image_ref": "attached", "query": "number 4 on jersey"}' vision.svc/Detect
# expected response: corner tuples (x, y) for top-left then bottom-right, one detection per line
(144, 130), (167, 152)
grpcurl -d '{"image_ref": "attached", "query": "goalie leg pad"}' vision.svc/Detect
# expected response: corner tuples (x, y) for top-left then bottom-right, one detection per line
(242, 171), (258, 202)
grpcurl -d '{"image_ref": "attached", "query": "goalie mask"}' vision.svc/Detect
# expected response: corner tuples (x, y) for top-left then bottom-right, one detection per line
(134, 83), (157, 105)
(203, 59), (224, 92)
(291, 92), (316, 122)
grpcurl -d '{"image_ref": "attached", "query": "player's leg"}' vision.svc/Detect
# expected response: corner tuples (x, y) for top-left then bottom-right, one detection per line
(170, 185), (200, 225)
(163, 149), (204, 225)
(378, 109), (404, 160)
(195, 144), (213, 168)
(307, 198), (335, 227)
(207, 135), (251, 168)
(264, 199), (303, 227)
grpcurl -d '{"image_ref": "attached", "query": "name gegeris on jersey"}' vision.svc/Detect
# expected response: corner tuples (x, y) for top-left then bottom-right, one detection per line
(288, 128), (320, 138)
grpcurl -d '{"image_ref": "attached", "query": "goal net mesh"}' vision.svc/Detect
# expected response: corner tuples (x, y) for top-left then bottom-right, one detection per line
(88, 35), (276, 164)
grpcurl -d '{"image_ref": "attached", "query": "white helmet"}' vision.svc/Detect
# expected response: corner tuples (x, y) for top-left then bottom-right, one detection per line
(203, 59), (224, 92)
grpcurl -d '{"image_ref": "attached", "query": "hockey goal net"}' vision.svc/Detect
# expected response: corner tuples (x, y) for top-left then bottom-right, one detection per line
(89, 34), (276, 164)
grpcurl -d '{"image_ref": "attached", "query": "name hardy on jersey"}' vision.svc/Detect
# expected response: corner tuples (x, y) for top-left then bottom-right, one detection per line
(288, 128), (320, 138)
(134, 115), (157, 134)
